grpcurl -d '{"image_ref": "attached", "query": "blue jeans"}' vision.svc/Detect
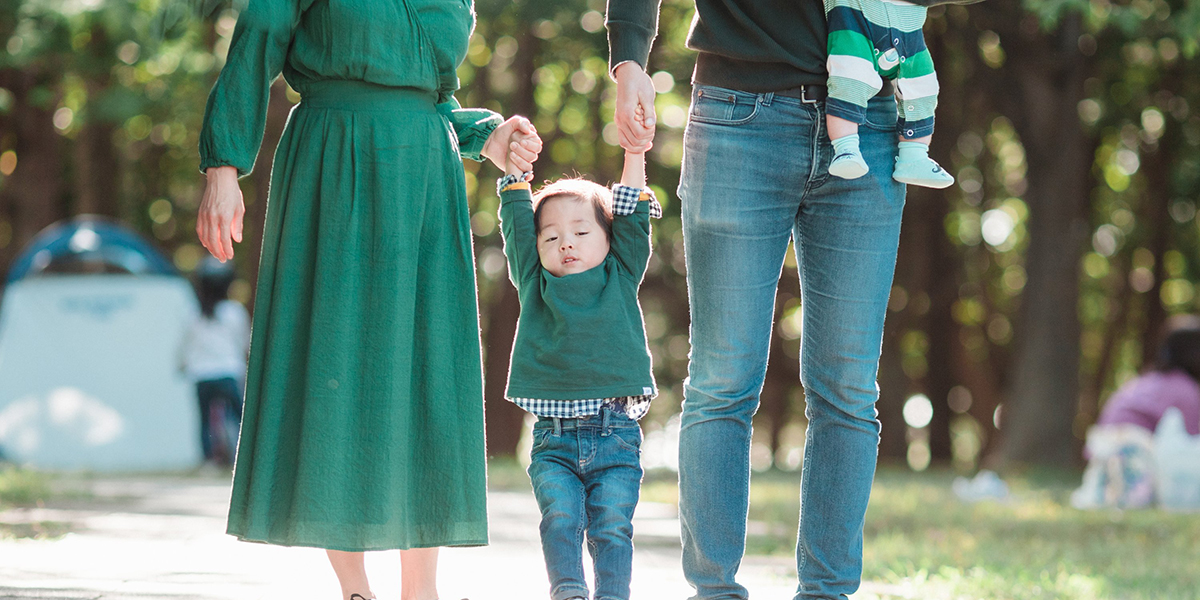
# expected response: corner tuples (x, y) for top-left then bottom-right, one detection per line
(195, 376), (243, 463)
(677, 86), (906, 600)
(527, 408), (644, 600)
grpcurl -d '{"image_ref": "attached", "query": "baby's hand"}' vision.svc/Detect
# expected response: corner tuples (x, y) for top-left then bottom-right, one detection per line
(630, 104), (654, 153)
(505, 123), (542, 178)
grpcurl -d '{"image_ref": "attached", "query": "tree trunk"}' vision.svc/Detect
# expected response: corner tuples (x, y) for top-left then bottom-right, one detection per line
(481, 27), (541, 458)
(73, 23), (120, 218)
(1138, 131), (1174, 370)
(878, 183), (921, 462)
(877, 312), (911, 461)
(762, 273), (800, 465)
(997, 12), (1091, 468)
(73, 119), (120, 217)
(0, 69), (67, 281)
(923, 189), (957, 463)
(483, 285), (526, 457)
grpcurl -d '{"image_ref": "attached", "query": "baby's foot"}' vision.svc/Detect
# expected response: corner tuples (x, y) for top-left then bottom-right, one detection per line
(892, 140), (954, 189)
(829, 134), (869, 180)
(893, 155), (954, 189)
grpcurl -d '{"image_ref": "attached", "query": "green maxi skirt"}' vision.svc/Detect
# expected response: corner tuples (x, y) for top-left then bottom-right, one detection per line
(227, 81), (488, 551)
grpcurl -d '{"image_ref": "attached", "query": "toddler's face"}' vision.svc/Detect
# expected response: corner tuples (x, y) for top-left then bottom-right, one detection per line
(537, 196), (610, 277)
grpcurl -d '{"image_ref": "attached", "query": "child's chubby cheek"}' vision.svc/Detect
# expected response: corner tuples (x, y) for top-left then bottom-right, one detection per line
(537, 239), (610, 278)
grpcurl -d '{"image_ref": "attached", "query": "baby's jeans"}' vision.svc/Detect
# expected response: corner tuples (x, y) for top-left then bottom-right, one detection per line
(527, 408), (644, 600)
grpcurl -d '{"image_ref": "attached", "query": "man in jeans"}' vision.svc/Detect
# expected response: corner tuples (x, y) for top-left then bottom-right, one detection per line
(606, 2), (906, 599)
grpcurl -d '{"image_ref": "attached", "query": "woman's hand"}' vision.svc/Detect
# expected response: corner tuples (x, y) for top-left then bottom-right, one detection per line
(197, 166), (245, 262)
(482, 116), (541, 173)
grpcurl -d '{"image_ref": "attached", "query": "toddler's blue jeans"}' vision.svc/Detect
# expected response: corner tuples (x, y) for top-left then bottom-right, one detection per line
(527, 408), (644, 600)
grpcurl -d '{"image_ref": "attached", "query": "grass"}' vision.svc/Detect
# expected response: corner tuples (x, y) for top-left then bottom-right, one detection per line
(487, 457), (534, 492)
(0, 465), (67, 540)
(0, 466), (50, 506)
(635, 466), (1200, 600)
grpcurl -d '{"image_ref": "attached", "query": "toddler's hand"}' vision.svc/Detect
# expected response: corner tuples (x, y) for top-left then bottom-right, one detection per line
(630, 104), (654, 153)
(484, 115), (541, 175)
(505, 125), (542, 177)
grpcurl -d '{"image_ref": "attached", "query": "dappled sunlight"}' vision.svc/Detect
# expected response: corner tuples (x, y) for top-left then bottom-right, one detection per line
(46, 387), (125, 446)
(0, 388), (125, 455)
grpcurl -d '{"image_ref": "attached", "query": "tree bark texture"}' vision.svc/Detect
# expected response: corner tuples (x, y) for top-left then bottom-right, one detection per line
(481, 26), (541, 458)
(0, 68), (67, 281)
(995, 11), (1092, 468)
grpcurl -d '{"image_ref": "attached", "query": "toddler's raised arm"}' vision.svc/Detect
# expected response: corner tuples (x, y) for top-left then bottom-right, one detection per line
(620, 149), (647, 189)
(610, 150), (660, 280)
(496, 128), (543, 289)
(497, 176), (541, 288)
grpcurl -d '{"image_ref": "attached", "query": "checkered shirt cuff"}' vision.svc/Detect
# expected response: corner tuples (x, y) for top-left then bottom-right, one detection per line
(497, 172), (533, 194)
(611, 184), (662, 218)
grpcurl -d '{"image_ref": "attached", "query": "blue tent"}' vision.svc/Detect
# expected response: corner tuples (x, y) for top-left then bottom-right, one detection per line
(0, 217), (202, 470)
(6, 216), (178, 284)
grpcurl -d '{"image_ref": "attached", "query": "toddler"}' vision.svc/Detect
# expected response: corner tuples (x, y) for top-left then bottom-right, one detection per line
(496, 123), (660, 600)
(825, 0), (955, 188)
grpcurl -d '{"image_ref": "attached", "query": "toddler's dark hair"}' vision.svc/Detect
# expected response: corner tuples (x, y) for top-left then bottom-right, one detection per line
(532, 178), (614, 242)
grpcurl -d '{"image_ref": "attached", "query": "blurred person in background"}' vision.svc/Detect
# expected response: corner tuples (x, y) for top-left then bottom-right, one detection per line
(1073, 315), (1200, 509)
(1097, 315), (1200, 436)
(180, 257), (250, 467)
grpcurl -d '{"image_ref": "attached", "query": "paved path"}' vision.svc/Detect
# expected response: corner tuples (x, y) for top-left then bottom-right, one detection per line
(0, 474), (899, 600)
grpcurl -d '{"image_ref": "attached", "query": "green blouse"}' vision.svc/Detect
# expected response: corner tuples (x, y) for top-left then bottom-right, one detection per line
(199, 0), (501, 177)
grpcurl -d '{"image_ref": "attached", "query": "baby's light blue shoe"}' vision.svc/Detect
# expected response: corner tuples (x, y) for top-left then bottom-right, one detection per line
(893, 156), (955, 189)
(829, 133), (869, 180)
(829, 151), (869, 180)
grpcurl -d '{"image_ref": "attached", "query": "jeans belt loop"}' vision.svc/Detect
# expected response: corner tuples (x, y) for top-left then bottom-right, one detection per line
(761, 91), (774, 107)
(601, 408), (611, 435)
(553, 417), (562, 436)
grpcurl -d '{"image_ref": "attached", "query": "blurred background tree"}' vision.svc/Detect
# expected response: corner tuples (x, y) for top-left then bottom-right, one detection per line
(1, 0), (1199, 472)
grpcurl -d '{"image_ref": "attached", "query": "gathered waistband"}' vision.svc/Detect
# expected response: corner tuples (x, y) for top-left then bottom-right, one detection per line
(297, 80), (439, 112)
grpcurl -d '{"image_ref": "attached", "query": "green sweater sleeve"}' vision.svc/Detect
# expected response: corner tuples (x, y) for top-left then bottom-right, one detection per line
(498, 184), (543, 289)
(437, 96), (503, 163)
(610, 200), (651, 281)
(605, 0), (662, 72)
(199, 0), (303, 177)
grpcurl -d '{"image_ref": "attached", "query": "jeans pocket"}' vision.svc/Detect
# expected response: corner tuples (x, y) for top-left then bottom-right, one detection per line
(611, 426), (643, 456)
(689, 85), (760, 126)
(531, 428), (551, 454)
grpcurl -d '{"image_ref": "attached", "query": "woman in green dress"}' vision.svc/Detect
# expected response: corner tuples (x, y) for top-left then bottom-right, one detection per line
(194, 1), (540, 598)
